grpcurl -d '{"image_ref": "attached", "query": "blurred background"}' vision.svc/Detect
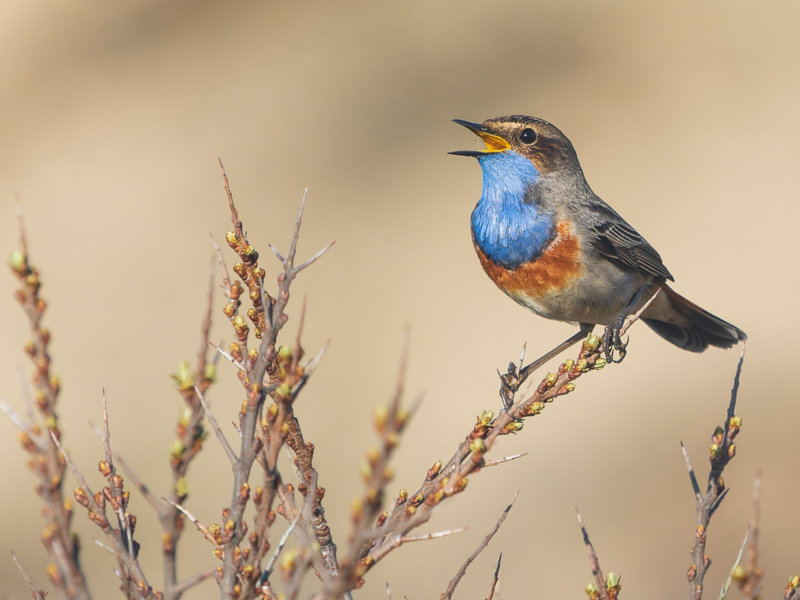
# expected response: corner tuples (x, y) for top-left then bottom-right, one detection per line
(1, 0), (798, 598)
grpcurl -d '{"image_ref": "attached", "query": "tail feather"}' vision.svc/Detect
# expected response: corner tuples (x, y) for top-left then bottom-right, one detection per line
(642, 284), (746, 353)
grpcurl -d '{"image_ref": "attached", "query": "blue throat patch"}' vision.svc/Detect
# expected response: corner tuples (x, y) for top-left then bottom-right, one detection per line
(471, 151), (555, 270)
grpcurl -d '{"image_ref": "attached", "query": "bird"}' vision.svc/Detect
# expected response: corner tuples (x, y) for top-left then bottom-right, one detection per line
(451, 115), (746, 363)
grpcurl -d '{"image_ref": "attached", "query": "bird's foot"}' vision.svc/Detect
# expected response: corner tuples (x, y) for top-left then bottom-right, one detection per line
(499, 362), (522, 412)
(602, 318), (629, 364)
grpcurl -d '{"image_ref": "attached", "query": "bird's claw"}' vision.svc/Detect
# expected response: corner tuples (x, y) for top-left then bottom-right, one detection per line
(499, 362), (519, 412)
(602, 320), (629, 364)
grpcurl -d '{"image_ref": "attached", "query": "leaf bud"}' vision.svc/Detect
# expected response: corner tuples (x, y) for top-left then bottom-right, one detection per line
(74, 488), (89, 507)
(277, 345), (292, 364)
(9, 250), (26, 272)
(175, 477), (189, 498)
(585, 334), (600, 351)
(469, 438), (486, 455)
(426, 461), (442, 481)
(374, 405), (388, 432)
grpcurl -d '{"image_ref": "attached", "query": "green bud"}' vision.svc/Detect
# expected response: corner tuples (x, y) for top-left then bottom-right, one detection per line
(9, 250), (26, 272)
(175, 477), (190, 498)
(203, 363), (216, 383)
(594, 358), (607, 369)
(170, 361), (194, 390)
(277, 345), (292, 363)
(606, 573), (621, 588)
(170, 440), (185, 460)
(585, 334), (600, 351)
(374, 405), (388, 432)
(505, 421), (524, 433)
(529, 401), (546, 415)
(469, 438), (486, 455)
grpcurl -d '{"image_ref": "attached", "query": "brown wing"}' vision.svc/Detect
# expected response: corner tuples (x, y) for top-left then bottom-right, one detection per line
(586, 202), (674, 281)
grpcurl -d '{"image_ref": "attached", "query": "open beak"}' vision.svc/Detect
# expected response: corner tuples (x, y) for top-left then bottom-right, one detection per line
(449, 119), (511, 156)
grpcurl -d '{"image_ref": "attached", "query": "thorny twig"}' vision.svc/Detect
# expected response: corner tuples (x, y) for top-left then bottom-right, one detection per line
(6, 213), (91, 600)
(212, 166), (335, 599)
(345, 308), (653, 589)
(686, 343), (746, 600)
(50, 417), (157, 599)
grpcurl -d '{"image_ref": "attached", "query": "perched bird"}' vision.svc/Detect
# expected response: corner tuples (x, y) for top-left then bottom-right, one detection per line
(451, 116), (746, 358)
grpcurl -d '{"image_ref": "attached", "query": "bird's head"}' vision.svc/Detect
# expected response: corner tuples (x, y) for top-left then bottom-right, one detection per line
(450, 115), (580, 176)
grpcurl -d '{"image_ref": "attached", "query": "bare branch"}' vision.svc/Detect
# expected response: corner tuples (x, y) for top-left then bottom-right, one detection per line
(681, 442), (703, 504)
(577, 509), (610, 600)
(260, 509), (303, 585)
(196, 386), (238, 467)
(399, 528), (466, 543)
(719, 529), (748, 600)
(482, 453), (527, 469)
(11, 551), (47, 600)
(0, 396), (34, 436)
(294, 240), (336, 273)
(737, 471), (763, 600)
(287, 188), (308, 268)
(267, 242), (286, 263)
(209, 342), (246, 372)
(173, 566), (217, 595)
(441, 492), (518, 600)
(162, 498), (220, 548)
(210, 233), (233, 298)
(89, 422), (163, 514)
(486, 554), (502, 600)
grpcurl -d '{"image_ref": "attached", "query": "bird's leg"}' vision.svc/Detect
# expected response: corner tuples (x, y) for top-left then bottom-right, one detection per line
(602, 283), (655, 364)
(499, 327), (591, 411)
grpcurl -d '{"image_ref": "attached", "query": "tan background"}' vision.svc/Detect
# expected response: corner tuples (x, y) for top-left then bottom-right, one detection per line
(1, 1), (798, 598)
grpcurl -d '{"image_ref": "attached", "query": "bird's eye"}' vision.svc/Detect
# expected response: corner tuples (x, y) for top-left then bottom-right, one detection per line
(519, 128), (537, 144)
